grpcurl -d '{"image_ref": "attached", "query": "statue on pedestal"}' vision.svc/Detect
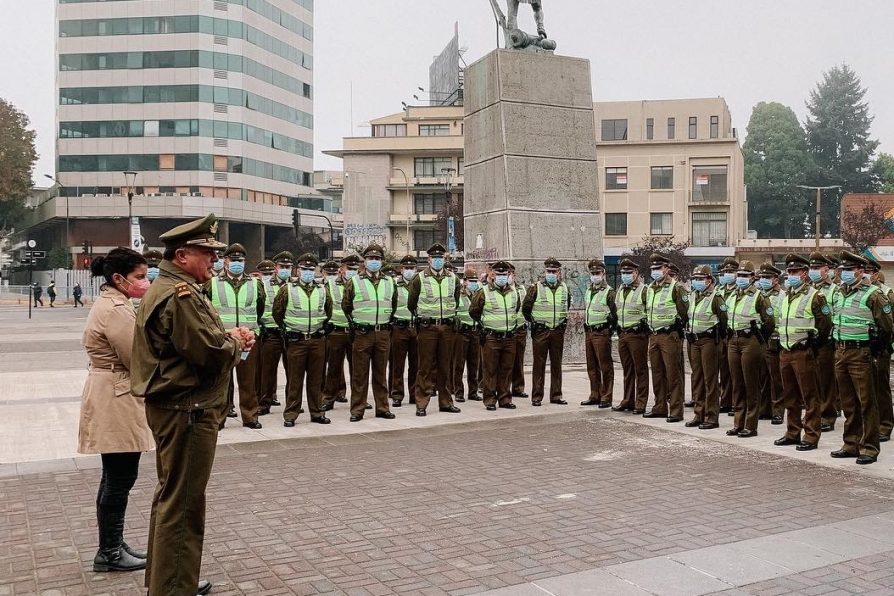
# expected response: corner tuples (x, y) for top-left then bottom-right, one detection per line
(488, 0), (557, 51)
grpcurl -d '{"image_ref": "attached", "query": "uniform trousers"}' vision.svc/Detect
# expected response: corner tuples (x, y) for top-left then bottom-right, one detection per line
(482, 334), (516, 407)
(531, 326), (566, 403)
(284, 336), (326, 421)
(874, 351), (894, 437)
(511, 326), (527, 395)
(719, 337), (732, 409)
(322, 328), (351, 408)
(389, 323), (417, 403)
(689, 335), (721, 425)
(618, 330), (649, 410)
(836, 346), (880, 458)
(349, 329), (391, 417)
(415, 323), (456, 409)
(648, 331), (685, 418)
(584, 329), (614, 404)
(145, 404), (222, 596)
(234, 340), (261, 424)
(816, 343), (839, 427)
(257, 330), (286, 410)
(451, 326), (481, 398)
(760, 343), (784, 418)
(728, 334), (765, 431)
(779, 347), (822, 445)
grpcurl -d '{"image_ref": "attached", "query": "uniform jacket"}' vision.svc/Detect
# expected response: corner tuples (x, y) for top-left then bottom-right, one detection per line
(78, 286), (154, 454)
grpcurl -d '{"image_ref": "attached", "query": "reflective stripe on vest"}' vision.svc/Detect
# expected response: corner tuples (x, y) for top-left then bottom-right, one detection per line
(617, 283), (646, 330)
(482, 286), (518, 332)
(514, 284), (527, 326)
(833, 284), (878, 341)
(210, 277), (259, 330)
(726, 289), (760, 332)
(327, 278), (349, 328)
(283, 284), (327, 334)
(456, 293), (474, 326)
(394, 283), (412, 321)
(815, 281), (839, 307)
(259, 278), (279, 328)
(351, 276), (394, 326)
(416, 271), (456, 319)
(584, 285), (611, 326)
(687, 288), (719, 334)
(647, 280), (678, 331)
(531, 282), (569, 328)
(779, 286), (818, 350)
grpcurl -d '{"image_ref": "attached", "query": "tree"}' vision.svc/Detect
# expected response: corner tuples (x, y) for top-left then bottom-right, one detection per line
(805, 64), (880, 235)
(841, 199), (891, 253)
(743, 102), (815, 238)
(873, 152), (894, 193)
(623, 236), (693, 278)
(0, 97), (37, 235)
(47, 246), (71, 270)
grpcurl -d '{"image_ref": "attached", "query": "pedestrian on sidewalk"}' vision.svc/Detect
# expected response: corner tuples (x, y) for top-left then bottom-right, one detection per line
(73, 283), (84, 307)
(32, 282), (43, 307)
(48, 281), (57, 307)
(77, 248), (153, 573)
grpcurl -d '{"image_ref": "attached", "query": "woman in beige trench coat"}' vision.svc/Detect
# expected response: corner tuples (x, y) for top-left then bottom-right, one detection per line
(77, 248), (154, 573)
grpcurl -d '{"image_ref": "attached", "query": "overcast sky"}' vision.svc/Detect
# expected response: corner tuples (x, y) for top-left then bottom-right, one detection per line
(2, 0), (892, 183)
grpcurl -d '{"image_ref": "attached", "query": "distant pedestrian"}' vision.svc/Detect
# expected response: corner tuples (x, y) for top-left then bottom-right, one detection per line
(73, 283), (84, 307)
(48, 281), (57, 307)
(32, 282), (43, 307)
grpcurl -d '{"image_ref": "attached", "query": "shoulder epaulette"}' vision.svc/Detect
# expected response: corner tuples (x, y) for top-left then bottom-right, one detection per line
(176, 282), (192, 299)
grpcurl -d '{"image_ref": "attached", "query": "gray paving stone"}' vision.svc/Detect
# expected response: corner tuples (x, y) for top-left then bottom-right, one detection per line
(606, 556), (733, 596)
(732, 535), (847, 573)
(533, 567), (652, 595)
(785, 525), (889, 558)
(669, 544), (792, 585)
(830, 515), (894, 546)
(16, 458), (77, 475)
(474, 584), (549, 596)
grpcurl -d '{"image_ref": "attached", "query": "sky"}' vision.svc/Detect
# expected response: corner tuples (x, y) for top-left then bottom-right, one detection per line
(1, 0), (892, 183)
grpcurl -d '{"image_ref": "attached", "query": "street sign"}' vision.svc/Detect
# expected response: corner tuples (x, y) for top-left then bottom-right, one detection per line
(20, 257), (31, 265)
(25, 251), (46, 259)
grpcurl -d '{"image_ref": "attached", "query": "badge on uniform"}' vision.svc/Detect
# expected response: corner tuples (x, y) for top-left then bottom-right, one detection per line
(176, 282), (192, 299)
(884, 304), (892, 314)
(719, 304), (728, 311)
(821, 305), (831, 315)
(682, 294), (689, 303)
(766, 307), (774, 316)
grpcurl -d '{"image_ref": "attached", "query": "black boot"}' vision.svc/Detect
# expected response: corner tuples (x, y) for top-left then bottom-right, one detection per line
(122, 542), (147, 559)
(93, 506), (146, 572)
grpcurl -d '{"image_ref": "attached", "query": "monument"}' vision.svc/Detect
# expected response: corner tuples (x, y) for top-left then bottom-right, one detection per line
(464, 2), (602, 306)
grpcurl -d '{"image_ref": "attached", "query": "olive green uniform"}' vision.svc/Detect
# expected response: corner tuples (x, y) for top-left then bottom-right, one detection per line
(872, 282), (894, 439)
(523, 281), (573, 404)
(581, 282), (617, 406)
(726, 287), (774, 433)
(258, 277), (289, 413)
(814, 278), (841, 428)
(685, 285), (728, 426)
(645, 278), (689, 418)
(470, 283), (519, 407)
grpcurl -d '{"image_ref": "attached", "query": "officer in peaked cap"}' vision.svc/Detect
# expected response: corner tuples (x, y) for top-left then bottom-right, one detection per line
(580, 258), (617, 408)
(255, 257), (284, 414)
(612, 257), (649, 413)
(683, 265), (727, 430)
(452, 268), (483, 404)
(757, 261), (786, 424)
(131, 213), (244, 596)
(716, 257), (740, 415)
(142, 249), (163, 283)
(320, 256), (359, 411)
(862, 253), (894, 442)
(390, 254), (419, 408)
(809, 251), (841, 432)
(523, 257), (572, 406)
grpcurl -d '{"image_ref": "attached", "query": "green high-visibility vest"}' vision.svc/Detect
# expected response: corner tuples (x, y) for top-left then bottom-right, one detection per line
(482, 286), (518, 332)
(416, 271), (457, 319)
(616, 283), (646, 330)
(283, 283), (327, 334)
(351, 276), (394, 326)
(327, 278), (349, 328)
(514, 284), (527, 327)
(210, 277), (259, 331)
(832, 284), (878, 341)
(531, 282), (569, 328)
(687, 288), (719, 334)
(456, 292), (475, 326)
(646, 280), (678, 331)
(584, 284), (611, 326)
(259, 277), (280, 329)
(726, 288), (761, 332)
(778, 286), (818, 350)
(394, 282), (412, 322)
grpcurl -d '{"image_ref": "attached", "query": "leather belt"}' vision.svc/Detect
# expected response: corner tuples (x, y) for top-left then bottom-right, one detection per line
(585, 324), (612, 332)
(484, 329), (514, 339)
(286, 330), (325, 341)
(836, 340), (869, 350)
(393, 320), (412, 328)
(355, 324), (391, 333)
(418, 318), (454, 326)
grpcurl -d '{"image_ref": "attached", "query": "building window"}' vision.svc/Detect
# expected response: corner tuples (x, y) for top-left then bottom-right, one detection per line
(600, 119), (628, 141)
(650, 212), (673, 235)
(605, 213), (627, 236)
(605, 167), (628, 190)
(372, 124), (406, 137)
(414, 229), (436, 252)
(414, 157), (453, 177)
(646, 118), (654, 140)
(691, 212), (728, 246)
(414, 193), (446, 215)
(667, 117), (675, 140)
(689, 116), (697, 139)
(650, 166), (674, 190)
(710, 115), (719, 139)
(692, 165), (728, 203)
(418, 124), (450, 136)
(458, 157), (464, 172)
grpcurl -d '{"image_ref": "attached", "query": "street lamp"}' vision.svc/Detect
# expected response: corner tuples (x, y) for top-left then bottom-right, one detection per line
(796, 185), (842, 249)
(123, 171), (138, 247)
(293, 210), (336, 259)
(45, 174), (71, 299)
(392, 167), (412, 252)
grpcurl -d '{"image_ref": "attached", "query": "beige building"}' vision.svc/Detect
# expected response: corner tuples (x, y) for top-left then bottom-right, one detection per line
(324, 105), (464, 257)
(594, 98), (746, 270)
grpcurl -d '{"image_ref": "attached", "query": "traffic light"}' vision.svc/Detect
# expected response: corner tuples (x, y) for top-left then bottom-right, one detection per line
(82, 240), (89, 255)
(83, 256), (91, 270)
(292, 210), (300, 228)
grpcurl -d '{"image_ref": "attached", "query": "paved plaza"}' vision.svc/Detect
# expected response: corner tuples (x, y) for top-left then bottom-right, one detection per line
(2, 304), (894, 594)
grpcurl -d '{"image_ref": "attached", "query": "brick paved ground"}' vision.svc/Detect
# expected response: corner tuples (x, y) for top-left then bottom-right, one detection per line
(3, 412), (894, 595)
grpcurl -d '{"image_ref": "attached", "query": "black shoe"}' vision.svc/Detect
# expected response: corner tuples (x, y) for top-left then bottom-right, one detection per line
(856, 455), (877, 465)
(719, 406), (732, 413)
(468, 395), (483, 402)
(820, 423), (835, 432)
(532, 401), (542, 407)
(726, 428), (742, 436)
(796, 442), (817, 451)
(271, 400), (281, 407)
(350, 415), (363, 422)
(580, 399), (601, 406)
(335, 396), (348, 403)
(698, 422), (719, 430)
(774, 437), (800, 446)
(440, 406), (461, 413)
(666, 416), (683, 423)
(596, 402), (611, 408)
(738, 429), (758, 438)
(632, 409), (646, 415)
(92, 546), (146, 572)
(258, 408), (270, 416)
(283, 420), (295, 427)
(486, 405), (497, 411)
(771, 416), (783, 425)
(830, 449), (858, 458)
(643, 411), (666, 418)
(376, 411), (396, 419)
(122, 542), (147, 559)
(455, 395), (466, 403)
(684, 419), (702, 428)
(552, 399), (569, 405)
(227, 408), (238, 418)
(392, 399), (402, 408)
(322, 403), (334, 411)
(499, 403), (517, 409)
(243, 421), (262, 429)
(612, 405), (632, 412)
(311, 416), (331, 425)
(416, 408), (426, 417)
(880, 435), (891, 443)
(512, 392), (528, 398)
(684, 401), (695, 408)
(197, 579), (213, 595)
(365, 404), (373, 410)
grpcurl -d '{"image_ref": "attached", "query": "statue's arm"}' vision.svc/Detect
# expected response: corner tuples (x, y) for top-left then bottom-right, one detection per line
(488, 0), (507, 28)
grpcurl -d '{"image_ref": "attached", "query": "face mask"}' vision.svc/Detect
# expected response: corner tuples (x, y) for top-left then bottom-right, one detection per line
(212, 260), (224, 272)
(277, 268), (290, 281)
(467, 282), (480, 292)
(650, 269), (664, 281)
(261, 274), (273, 284)
(735, 277), (750, 289)
(787, 274), (802, 288)
(325, 274), (337, 282)
(545, 273), (558, 284)
(808, 269), (822, 283)
(147, 267), (159, 282)
(227, 261), (245, 276)
(590, 274), (603, 285)
(840, 270), (857, 285)
(346, 270), (358, 279)
(864, 273), (873, 282)
(719, 273), (734, 286)
(402, 269), (416, 281)
(757, 278), (772, 291)
(123, 277), (151, 299)
(431, 257), (445, 270)
(366, 259), (382, 273)
(621, 273), (634, 285)
(495, 275), (509, 287)
(691, 279), (706, 292)
(300, 270), (315, 284)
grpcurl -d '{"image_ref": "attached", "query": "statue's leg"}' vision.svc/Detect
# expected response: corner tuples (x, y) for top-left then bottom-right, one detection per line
(506, 0), (520, 31)
(532, 3), (546, 35)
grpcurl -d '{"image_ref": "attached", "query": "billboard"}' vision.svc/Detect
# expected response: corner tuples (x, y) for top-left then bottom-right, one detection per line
(428, 24), (462, 107)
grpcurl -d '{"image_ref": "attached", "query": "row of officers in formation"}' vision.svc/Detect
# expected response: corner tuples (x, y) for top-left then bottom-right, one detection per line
(140, 242), (894, 465)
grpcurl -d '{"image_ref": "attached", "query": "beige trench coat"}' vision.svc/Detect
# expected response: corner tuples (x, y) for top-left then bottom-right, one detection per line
(77, 286), (154, 454)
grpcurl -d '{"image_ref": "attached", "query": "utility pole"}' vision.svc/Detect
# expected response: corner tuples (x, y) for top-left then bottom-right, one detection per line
(392, 167), (412, 253)
(796, 185), (842, 250)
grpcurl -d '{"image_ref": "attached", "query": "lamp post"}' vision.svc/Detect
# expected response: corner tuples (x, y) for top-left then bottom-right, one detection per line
(441, 167), (457, 251)
(796, 185), (842, 250)
(44, 174), (71, 299)
(293, 210), (336, 259)
(123, 171), (138, 248)
(392, 167), (411, 252)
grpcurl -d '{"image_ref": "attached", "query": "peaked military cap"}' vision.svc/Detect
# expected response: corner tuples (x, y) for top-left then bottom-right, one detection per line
(321, 260), (340, 272)
(224, 243), (247, 258)
(650, 253), (670, 266)
(256, 259), (275, 273)
(720, 257), (740, 271)
(587, 258), (606, 271)
(362, 244), (385, 258)
(341, 253), (362, 266)
(142, 249), (163, 267)
(809, 252), (832, 267)
(691, 265), (712, 277)
(382, 263), (396, 275)
(445, 259), (456, 270)
(784, 253), (809, 270)
(296, 252), (318, 267)
(839, 250), (868, 268)
(273, 251), (294, 264)
(464, 270), (478, 280)
(828, 255), (841, 268)
(864, 254), (881, 272)
(759, 262), (782, 276)
(737, 260), (756, 274)
(618, 258), (639, 271)
(491, 260), (512, 273)
(158, 213), (227, 250)
(427, 243), (447, 256)
(544, 257), (562, 269)
(399, 255), (418, 267)
(669, 262), (680, 274)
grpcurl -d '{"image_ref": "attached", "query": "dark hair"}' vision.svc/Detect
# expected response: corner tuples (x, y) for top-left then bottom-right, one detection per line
(163, 247), (178, 261)
(90, 247), (147, 286)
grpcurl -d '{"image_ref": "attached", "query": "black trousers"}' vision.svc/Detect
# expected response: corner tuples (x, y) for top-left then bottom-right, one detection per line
(96, 452), (142, 548)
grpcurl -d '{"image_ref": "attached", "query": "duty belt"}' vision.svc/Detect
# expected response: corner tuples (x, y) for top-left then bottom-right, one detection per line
(418, 318), (454, 327)
(733, 329), (757, 339)
(484, 329), (514, 339)
(585, 323), (612, 333)
(458, 323), (477, 332)
(392, 319), (413, 328)
(354, 323), (392, 333)
(261, 328), (282, 338)
(835, 339), (870, 350)
(286, 330), (325, 342)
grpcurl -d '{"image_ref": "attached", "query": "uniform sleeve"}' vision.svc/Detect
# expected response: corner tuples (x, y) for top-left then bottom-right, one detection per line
(522, 285), (537, 321)
(390, 279), (397, 317)
(813, 293), (832, 343)
(324, 286), (333, 321)
(454, 276), (462, 306)
(673, 285), (689, 322)
(255, 279), (266, 321)
(104, 304), (136, 372)
(164, 293), (241, 369)
(342, 279), (354, 319)
(469, 291), (485, 322)
(607, 288), (618, 324)
(756, 294), (775, 339)
(272, 284), (289, 328)
(407, 275), (422, 314)
(870, 293), (893, 344)
(713, 294), (728, 330)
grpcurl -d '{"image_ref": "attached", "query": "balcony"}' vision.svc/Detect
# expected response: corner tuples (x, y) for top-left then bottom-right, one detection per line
(388, 213), (437, 226)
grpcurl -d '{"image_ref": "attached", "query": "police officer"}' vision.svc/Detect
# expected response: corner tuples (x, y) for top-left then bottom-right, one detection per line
(830, 251), (893, 464)
(452, 270), (482, 403)
(714, 257), (739, 413)
(273, 253), (332, 426)
(725, 260), (774, 437)
(644, 254), (689, 422)
(132, 214), (248, 596)
(810, 252), (841, 431)
(580, 259), (616, 408)
(257, 253), (291, 415)
(390, 255), (419, 408)
(143, 249), (162, 283)
(684, 265), (727, 429)
(408, 243), (462, 416)
(470, 261), (519, 411)
(757, 263), (786, 425)
(343, 244), (397, 422)
(209, 243), (265, 429)
(612, 258), (649, 413)
(510, 264), (529, 399)
(322, 255), (359, 410)
(773, 254), (832, 451)
(523, 258), (572, 406)
(866, 256), (894, 442)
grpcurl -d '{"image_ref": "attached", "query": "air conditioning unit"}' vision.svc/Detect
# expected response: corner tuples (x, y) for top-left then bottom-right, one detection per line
(190, 192), (203, 197)
(179, 193), (189, 197)
(82, 194), (95, 198)
(95, 193), (108, 198)
(163, 192), (176, 197)
(147, 193), (161, 197)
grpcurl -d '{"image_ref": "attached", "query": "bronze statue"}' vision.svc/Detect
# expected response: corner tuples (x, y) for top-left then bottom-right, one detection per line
(488, 0), (556, 51)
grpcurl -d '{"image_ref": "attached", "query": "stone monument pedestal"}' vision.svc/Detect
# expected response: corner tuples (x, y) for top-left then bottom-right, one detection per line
(463, 49), (602, 305)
